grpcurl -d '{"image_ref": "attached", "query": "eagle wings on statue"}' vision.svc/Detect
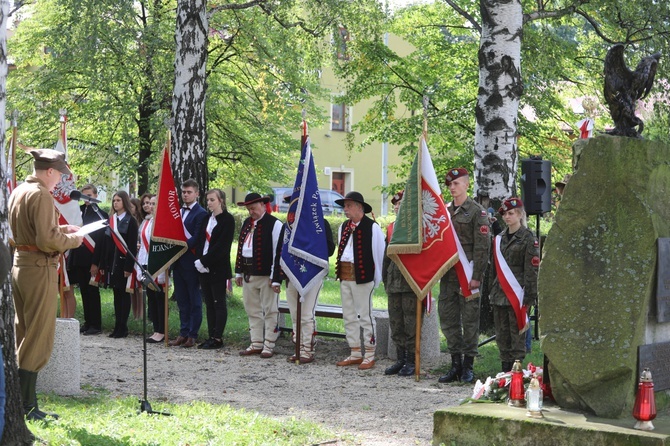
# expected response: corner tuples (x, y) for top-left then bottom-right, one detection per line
(604, 44), (661, 138)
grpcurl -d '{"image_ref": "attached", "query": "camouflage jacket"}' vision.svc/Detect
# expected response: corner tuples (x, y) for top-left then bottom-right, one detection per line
(490, 226), (540, 306)
(445, 197), (491, 282)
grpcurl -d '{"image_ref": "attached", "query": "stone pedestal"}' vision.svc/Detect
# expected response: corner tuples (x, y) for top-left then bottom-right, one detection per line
(372, 310), (390, 357)
(387, 298), (440, 365)
(36, 318), (80, 395)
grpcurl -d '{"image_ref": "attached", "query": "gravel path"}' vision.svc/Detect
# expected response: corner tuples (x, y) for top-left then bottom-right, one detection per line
(80, 333), (472, 445)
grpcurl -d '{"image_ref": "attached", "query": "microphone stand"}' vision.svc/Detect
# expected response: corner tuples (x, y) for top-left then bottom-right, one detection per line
(106, 225), (170, 416)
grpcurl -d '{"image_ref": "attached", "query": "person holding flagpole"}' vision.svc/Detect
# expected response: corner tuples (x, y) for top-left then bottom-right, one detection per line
(438, 168), (491, 384)
(92, 191), (138, 339)
(194, 189), (235, 350)
(491, 198), (539, 372)
(334, 192), (385, 370)
(382, 190), (419, 377)
(235, 193), (283, 358)
(168, 179), (208, 348)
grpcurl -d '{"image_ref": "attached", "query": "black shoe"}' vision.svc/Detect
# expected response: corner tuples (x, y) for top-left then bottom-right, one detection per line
(461, 355), (475, 383)
(384, 359), (405, 375)
(108, 330), (118, 338)
(83, 328), (101, 336)
(199, 338), (223, 350)
(79, 324), (90, 334)
(398, 362), (416, 377)
(113, 330), (128, 339)
(438, 354), (463, 383)
(146, 337), (164, 344)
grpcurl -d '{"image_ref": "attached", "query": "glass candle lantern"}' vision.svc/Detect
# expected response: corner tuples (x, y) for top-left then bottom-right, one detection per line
(633, 368), (656, 431)
(508, 360), (525, 407)
(526, 376), (544, 418)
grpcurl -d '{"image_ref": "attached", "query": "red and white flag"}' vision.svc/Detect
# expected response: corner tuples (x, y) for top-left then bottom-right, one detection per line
(52, 111), (82, 227)
(387, 136), (458, 300)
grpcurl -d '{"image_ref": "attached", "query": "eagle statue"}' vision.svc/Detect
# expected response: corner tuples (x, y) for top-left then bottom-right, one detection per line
(604, 44), (661, 138)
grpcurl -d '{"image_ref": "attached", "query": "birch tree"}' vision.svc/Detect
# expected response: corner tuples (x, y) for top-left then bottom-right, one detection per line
(0, 1), (34, 443)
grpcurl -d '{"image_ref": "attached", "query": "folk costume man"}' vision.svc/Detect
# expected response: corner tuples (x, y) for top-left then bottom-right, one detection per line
(271, 192), (335, 364)
(68, 184), (108, 336)
(334, 192), (385, 370)
(235, 193), (283, 358)
(491, 198), (539, 372)
(9, 149), (83, 420)
(382, 190), (418, 376)
(168, 179), (208, 348)
(438, 168), (490, 384)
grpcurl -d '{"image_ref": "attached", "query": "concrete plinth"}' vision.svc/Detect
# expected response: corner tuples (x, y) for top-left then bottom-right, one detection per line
(36, 318), (80, 395)
(373, 310), (389, 357)
(388, 298), (440, 365)
(434, 402), (670, 446)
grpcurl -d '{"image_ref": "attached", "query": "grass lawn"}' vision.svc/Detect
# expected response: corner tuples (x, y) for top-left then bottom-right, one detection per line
(28, 389), (347, 446)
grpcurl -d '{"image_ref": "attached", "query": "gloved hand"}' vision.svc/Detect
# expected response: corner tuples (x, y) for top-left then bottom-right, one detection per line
(194, 259), (209, 274)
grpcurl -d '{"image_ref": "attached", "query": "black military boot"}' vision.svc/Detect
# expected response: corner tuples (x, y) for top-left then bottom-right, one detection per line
(461, 355), (475, 383)
(384, 349), (406, 375)
(20, 369), (48, 421)
(398, 353), (415, 377)
(438, 354), (462, 383)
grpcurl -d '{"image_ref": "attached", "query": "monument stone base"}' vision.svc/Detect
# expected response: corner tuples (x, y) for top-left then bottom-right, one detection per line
(36, 318), (80, 395)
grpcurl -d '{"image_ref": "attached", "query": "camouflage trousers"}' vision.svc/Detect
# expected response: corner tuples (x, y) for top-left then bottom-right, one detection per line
(388, 291), (419, 355)
(438, 277), (481, 357)
(493, 305), (526, 362)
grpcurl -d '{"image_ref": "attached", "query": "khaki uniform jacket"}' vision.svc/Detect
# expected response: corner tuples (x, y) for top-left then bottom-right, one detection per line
(9, 175), (81, 254)
(445, 197), (490, 282)
(490, 226), (539, 307)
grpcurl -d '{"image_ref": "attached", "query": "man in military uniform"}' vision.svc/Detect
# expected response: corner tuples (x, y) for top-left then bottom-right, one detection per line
(438, 168), (490, 383)
(382, 190), (419, 376)
(235, 193), (283, 358)
(9, 149), (83, 420)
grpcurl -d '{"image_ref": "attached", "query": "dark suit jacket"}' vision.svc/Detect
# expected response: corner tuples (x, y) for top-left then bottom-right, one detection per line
(195, 210), (235, 281)
(176, 202), (208, 270)
(93, 213), (138, 289)
(69, 204), (108, 268)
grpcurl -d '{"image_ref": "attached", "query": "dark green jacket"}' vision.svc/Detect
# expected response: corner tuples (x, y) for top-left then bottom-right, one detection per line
(445, 197), (491, 282)
(490, 226), (539, 306)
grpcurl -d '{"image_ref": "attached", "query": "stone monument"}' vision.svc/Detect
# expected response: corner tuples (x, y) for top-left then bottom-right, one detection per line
(539, 135), (670, 418)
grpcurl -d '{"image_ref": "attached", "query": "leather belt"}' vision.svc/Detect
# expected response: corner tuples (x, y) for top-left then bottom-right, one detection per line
(241, 257), (253, 282)
(15, 245), (59, 258)
(338, 261), (355, 281)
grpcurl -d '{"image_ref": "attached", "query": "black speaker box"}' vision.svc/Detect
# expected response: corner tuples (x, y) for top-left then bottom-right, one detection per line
(520, 157), (552, 215)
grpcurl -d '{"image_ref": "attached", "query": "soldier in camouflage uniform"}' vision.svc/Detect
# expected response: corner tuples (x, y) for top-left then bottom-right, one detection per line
(438, 168), (490, 384)
(382, 191), (419, 376)
(490, 198), (539, 372)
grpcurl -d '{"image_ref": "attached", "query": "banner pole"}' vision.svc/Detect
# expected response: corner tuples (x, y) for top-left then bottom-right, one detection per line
(415, 297), (422, 381)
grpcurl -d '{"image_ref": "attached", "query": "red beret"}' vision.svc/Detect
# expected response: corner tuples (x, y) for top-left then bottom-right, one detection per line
(391, 190), (404, 205)
(498, 197), (524, 214)
(445, 168), (469, 185)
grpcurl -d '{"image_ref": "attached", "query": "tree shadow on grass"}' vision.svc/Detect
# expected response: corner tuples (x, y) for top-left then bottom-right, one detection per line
(66, 427), (153, 446)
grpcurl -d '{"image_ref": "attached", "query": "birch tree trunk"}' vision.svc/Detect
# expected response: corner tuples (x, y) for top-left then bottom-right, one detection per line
(473, 0), (523, 205)
(171, 0), (209, 195)
(0, 0), (34, 442)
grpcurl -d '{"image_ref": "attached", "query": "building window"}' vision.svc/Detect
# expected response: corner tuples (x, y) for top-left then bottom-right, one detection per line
(336, 27), (349, 60)
(331, 103), (347, 131)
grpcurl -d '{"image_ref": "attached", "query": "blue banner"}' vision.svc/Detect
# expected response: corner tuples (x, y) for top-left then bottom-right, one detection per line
(280, 137), (329, 294)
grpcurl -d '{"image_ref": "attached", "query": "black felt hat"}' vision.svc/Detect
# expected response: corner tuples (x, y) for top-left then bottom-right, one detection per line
(335, 191), (372, 214)
(237, 192), (271, 206)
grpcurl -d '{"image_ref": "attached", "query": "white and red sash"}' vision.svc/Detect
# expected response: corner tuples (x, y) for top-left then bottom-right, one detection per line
(446, 207), (478, 298)
(109, 215), (136, 292)
(493, 234), (529, 334)
(83, 234), (96, 253)
(203, 215), (217, 256)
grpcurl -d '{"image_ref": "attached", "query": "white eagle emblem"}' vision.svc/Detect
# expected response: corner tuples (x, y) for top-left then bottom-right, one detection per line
(422, 189), (446, 240)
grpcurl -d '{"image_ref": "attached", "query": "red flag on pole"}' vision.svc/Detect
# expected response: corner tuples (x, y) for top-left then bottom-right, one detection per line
(148, 134), (187, 279)
(387, 136), (458, 299)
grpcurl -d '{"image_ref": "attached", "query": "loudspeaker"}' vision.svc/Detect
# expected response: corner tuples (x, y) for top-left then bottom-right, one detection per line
(520, 157), (552, 215)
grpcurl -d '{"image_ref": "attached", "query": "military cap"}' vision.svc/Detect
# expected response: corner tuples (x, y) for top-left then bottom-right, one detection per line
(445, 167), (469, 185)
(30, 149), (72, 176)
(498, 197), (524, 214)
(391, 190), (404, 205)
